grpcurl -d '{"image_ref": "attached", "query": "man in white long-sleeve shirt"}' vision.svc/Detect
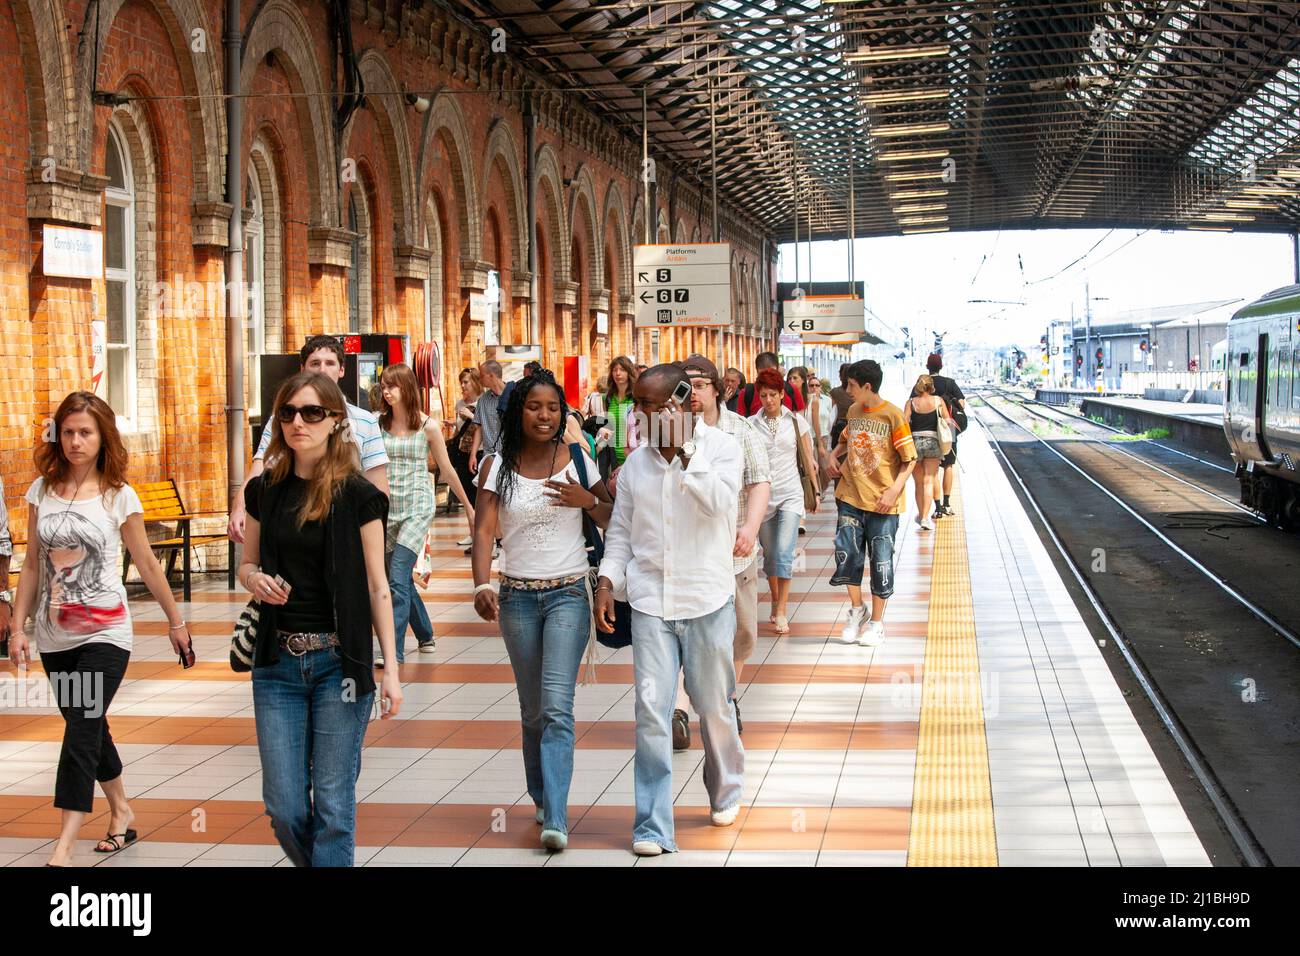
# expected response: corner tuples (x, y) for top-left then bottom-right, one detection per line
(594, 364), (745, 856)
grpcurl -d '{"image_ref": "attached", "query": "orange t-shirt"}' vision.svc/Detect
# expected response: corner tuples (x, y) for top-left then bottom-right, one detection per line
(835, 399), (917, 514)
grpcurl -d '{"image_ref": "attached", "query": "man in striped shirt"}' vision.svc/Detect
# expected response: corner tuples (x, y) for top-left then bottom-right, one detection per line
(824, 360), (917, 647)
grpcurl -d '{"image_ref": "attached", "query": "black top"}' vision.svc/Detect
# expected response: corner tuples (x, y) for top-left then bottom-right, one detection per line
(245, 472), (388, 695)
(909, 404), (939, 432)
(245, 475), (334, 633)
(931, 374), (965, 406)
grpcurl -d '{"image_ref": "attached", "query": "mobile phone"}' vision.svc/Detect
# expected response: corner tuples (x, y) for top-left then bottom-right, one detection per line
(179, 642), (196, 668)
(273, 574), (292, 596)
(670, 379), (692, 406)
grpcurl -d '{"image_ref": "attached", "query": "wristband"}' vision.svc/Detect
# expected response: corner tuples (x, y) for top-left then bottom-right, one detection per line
(168, 621), (189, 631)
(474, 583), (495, 595)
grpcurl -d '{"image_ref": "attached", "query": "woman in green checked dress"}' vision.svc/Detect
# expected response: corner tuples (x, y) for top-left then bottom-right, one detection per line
(377, 364), (475, 665)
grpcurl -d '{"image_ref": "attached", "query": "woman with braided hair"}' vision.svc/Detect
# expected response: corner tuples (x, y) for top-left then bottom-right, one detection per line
(471, 369), (612, 852)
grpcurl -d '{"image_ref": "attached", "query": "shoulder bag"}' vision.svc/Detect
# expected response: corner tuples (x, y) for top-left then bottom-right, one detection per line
(569, 445), (633, 652)
(793, 418), (820, 512)
(935, 399), (955, 457)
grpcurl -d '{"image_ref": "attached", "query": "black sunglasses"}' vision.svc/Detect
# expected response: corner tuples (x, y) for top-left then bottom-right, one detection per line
(276, 403), (339, 424)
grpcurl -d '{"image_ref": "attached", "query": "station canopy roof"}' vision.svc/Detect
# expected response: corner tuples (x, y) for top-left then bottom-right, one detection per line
(448, 1), (1300, 241)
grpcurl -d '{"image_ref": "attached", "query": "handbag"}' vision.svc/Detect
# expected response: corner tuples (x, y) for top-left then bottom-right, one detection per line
(936, 400), (955, 457)
(456, 419), (478, 454)
(230, 599), (261, 672)
(568, 444), (633, 651)
(794, 421), (819, 512)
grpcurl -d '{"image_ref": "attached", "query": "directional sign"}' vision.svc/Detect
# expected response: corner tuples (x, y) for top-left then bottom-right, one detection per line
(634, 243), (731, 328)
(782, 297), (865, 336)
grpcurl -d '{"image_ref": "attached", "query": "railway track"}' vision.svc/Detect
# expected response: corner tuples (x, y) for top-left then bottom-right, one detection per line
(969, 389), (1300, 866)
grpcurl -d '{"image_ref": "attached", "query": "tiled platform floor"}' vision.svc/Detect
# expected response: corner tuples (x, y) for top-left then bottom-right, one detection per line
(0, 425), (1209, 866)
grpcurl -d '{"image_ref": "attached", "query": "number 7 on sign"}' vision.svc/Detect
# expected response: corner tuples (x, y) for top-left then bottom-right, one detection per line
(673, 289), (689, 303)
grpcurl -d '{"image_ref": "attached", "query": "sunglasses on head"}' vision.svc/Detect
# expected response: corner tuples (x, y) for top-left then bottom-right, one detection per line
(276, 403), (339, 424)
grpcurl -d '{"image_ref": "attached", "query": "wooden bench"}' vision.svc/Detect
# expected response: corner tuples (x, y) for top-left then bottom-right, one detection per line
(122, 479), (234, 601)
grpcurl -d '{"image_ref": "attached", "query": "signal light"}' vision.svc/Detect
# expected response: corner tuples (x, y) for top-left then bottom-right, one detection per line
(1076, 355), (1083, 367)
(1139, 339), (1149, 352)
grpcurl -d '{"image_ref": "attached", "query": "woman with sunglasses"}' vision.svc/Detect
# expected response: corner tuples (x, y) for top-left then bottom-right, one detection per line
(377, 363), (474, 664)
(8, 391), (194, 867)
(237, 372), (402, 867)
(472, 370), (611, 852)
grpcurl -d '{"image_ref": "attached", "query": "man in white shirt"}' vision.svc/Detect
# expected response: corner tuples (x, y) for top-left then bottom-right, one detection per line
(594, 364), (745, 856)
(227, 334), (389, 542)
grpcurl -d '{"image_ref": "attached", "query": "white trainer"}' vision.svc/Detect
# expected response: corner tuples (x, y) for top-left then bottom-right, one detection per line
(840, 606), (865, 645)
(710, 805), (740, 827)
(919, 518), (934, 531)
(540, 828), (568, 851)
(858, 620), (885, 647)
(632, 841), (664, 857)
(535, 805), (544, 825)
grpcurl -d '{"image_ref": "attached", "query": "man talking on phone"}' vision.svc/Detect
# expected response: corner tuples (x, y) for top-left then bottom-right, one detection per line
(593, 364), (745, 857)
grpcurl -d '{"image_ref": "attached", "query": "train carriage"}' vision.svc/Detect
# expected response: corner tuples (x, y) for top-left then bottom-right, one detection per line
(1224, 284), (1300, 528)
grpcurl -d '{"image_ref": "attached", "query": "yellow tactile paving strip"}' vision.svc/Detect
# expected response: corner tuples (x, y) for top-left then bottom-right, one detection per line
(907, 478), (998, 866)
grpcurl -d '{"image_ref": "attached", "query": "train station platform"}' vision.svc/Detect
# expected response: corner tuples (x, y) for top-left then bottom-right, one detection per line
(1079, 396), (1229, 461)
(0, 425), (1209, 867)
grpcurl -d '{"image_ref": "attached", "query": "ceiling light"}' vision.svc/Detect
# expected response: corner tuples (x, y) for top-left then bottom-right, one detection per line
(873, 122), (951, 137)
(885, 170), (946, 182)
(891, 188), (949, 200)
(846, 43), (949, 63)
(863, 89), (949, 105)
(1224, 199), (1272, 209)
(902, 226), (950, 235)
(879, 148), (950, 162)
(898, 215), (948, 225)
(1188, 224), (1233, 232)
(1202, 212), (1253, 221)
(893, 203), (947, 214)
(1277, 167), (1300, 179)
(1242, 185), (1294, 196)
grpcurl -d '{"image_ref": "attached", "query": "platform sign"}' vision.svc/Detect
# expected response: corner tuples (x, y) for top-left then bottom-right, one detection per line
(782, 297), (864, 344)
(633, 243), (731, 328)
(43, 225), (102, 279)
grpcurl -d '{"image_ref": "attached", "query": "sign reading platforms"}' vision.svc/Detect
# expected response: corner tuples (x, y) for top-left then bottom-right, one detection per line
(633, 243), (731, 328)
(783, 297), (865, 340)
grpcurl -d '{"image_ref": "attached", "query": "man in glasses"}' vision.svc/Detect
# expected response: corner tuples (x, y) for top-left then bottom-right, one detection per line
(228, 334), (389, 543)
(593, 364), (745, 856)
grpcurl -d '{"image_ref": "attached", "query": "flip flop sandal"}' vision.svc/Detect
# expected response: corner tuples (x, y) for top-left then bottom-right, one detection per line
(94, 829), (138, 854)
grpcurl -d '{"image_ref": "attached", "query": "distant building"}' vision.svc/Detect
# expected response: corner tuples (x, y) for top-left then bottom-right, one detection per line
(1069, 299), (1241, 389)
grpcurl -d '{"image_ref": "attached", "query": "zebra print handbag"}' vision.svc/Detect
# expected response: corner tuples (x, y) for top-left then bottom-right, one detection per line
(229, 600), (261, 672)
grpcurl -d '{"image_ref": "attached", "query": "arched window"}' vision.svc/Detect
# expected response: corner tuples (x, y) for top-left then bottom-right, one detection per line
(244, 172), (266, 415)
(103, 122), (135, 420)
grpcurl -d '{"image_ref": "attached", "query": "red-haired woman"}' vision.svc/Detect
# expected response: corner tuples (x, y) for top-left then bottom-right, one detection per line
(377, 363), (474, 664)
(749, 368), (818, 633)
(8, 391), (195, 867)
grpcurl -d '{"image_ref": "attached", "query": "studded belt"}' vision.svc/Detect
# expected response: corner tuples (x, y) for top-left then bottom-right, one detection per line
(277, 631), (340, 656)
(498, 573), (588, 592)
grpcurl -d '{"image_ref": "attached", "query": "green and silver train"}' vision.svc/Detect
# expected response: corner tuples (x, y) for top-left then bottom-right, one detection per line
(1224, 283), (1300, 529)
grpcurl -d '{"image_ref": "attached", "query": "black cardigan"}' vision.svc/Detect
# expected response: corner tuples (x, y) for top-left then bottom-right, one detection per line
(247, 472), (389, 697)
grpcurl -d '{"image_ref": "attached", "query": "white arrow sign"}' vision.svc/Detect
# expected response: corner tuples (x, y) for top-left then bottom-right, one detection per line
(634, 243), (732, 328)
(782, 297), (865, 336)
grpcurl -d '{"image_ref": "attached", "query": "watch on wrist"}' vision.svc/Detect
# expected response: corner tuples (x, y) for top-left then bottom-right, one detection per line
(0, 589), (12, 605)
(679, 440), (697, 461)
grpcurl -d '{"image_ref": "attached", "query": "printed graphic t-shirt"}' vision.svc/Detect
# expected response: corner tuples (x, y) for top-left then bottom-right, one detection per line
(25, 478), (143, 653)
(835, 400), (917, 515)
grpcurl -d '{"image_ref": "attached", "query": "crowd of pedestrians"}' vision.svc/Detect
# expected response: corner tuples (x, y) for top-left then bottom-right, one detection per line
(3, 334), (965, 865)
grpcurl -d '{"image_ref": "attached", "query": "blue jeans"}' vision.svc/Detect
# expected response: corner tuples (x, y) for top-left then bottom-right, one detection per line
(498, 580), (590, 834)
(758, 507), (801, 579)
(632, 598), (744, 851)
(387, 544), (434, 663)
(252, 644), (374, 867)
(829, 501), (900, 598)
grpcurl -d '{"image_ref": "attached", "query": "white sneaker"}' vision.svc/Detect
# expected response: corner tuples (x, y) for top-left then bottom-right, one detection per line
(632, 841), (664, 857)
(840, 606), (865, 644)
(535, 806), (544, 825)
(710, 805), (740, 827)
(919, 518), (934, 531)
(540, 828), (568, 851)
(858, 620), (885, 647)
(457, 536), (472, 547)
